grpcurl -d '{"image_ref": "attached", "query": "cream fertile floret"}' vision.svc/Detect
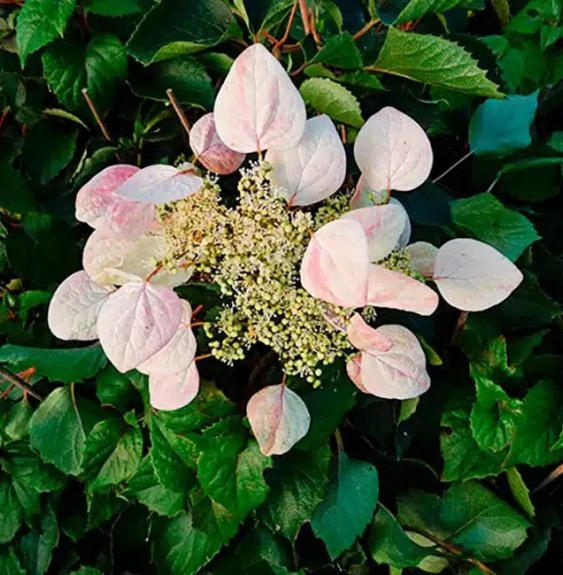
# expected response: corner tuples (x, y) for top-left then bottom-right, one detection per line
(47, 43), (523, 456)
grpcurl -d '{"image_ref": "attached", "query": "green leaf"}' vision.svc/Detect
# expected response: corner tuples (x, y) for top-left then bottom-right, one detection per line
(149, 415), (198, 493)
(43, 34), (128, 115)
(450, 193), (539, 261)
(373, 28), (502, 98)
(299, 78), (364, 128)
(395, 0), (475, 24)
(96, 364), (138, 412)
(0, 400), (33, 441)
(0, 546), (25, 575)
(438, 481), (529, 560)
(261, 443), (331, 541)
(197, 416), (272, 521)
(83, 0), (142, 16)
(311, 32), (363, 69)
(6, 213), (80, 285)
(70, 568), (103, 575)
(151, 513), (224, 575)
(130, 56), (215, 109)
(1, 441), (66, 493)
(469, 92), (538, 155)
(86, 490), (125, 529)
(506, 380), (563, 467)
(0, 161), (38, 214)
(548, 131), (563, 153)
(506, 468), (535, 519)
(22, 122), (77, 184)
(370, 507), (433, 568)
(127, 0), (234, 65)
(470, 373), (523, 452)
(305, 64), (386, 90)
(297, 365), (357, 450)
(441, 395), (506, 482)
(16, 0), (76, 66)
(29, 387), (103, 476)
(82, 416), (143, 491)
(0, 474), (23, 544)
(123, 455), (186, 516)
(19, 506), (59, 575)
(0, 344), (107, 383)
(311, 452), (379, 559)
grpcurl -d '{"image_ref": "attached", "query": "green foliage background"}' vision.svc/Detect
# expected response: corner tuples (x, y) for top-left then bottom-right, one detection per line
(0, 0), (562, 573)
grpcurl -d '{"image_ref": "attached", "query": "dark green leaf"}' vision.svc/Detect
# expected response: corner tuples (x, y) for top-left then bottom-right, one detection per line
(506, 380), (563, 467)
(506, 467), (535, 519)
(0, 546), (25, 575)
(395, 0), (476, 24)
(370, 507), (433, 569)
(0, 161), (38, 214)
(130, 56), (214, 109)
(311, 452), (379, 559)
(0, 474), (23, 544)
(16, 0), (76, 66)
(197, 416), (272, 521)
(0, 344), (107, 383)
(43, 34), (128, 115)
(450, 193), (539, 261)
(82, 416), (143, 491)
(469, 92), (538, 155)
(261, 443), (331, 541)
(96, 364), (138, 412)
(374, 28), (502, 97)
(123, 456), (186, 516)
(83, 0), (142, 16)
(19, 506), (59, 575)
(29, 387), (102, 475)
(311, 32), (363, 69)
(127, 0), (234, 65)
(22, 122), (77, 184)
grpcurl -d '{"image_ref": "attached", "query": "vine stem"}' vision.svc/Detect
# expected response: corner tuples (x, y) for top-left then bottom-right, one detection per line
(298, 0), (311, 35)
(278, 0), (299, 46)
(432, 150), (475, 184)
(533, 462), (563, 493)
(166, 89), (191, 135)
(403, 525), (496, 575)
(0, 366), (42, 401)
(82, 88), (112, 142)
(353, 19), (380, 40)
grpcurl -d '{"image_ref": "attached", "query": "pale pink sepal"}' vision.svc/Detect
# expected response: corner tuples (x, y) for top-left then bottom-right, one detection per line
(214, 44), (306, 154)
(247, 384), (310, 456)
(433, 238), (523, 312)
(149, 361), (200, 411)
(300, 219), (370, 308)
(354, 107), (433, 192)
(346, 354), (369, 394)
(96, 282), (183, 373)
(359, 324), (430, 400)
(347, 313), (392, 351)
(137, 301), (197, 376)
(405, 241), (438, 278)
(48, 271), (113, 341)
(190, 113), (246, 175)
(367, 265), (439, 316)
(115, 164), (203, 205)
(266, 115), (346, 206)
(341, 202), (409, 262)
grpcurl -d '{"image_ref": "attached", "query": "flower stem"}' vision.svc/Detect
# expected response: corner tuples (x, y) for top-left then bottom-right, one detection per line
(166, 89), (191, 135)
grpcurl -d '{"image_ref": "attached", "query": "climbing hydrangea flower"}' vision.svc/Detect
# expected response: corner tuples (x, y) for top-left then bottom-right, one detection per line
(47, 43), (524, 455)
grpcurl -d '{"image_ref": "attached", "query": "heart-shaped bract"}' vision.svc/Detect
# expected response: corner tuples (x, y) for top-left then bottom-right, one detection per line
(149, 362), (200, 411)
(48, 271), (113, 341)
(367, 265), (439, 316)
(97, 282), (183, 373)
(347, 314), (430, 399)
(247, 384), (310, 456)
(115, 164), (203, 205)
(300, 219), (370, 307)
(214, 43), (306, 153)
(354, 106), (433, 192)
(137, 301), (196, 376)
(190, 113), (246, 175)
(76, 164), (156, 239)
(433, 238), (523, 312)
(266, 114), (346, 206)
